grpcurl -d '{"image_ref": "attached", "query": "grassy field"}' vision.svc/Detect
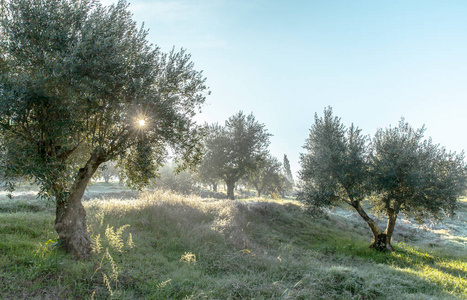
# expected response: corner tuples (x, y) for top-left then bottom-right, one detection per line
(0, 184), (466, 299)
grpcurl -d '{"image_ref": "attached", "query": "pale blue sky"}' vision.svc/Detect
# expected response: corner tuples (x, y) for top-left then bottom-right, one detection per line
(103, 0), (467, 177)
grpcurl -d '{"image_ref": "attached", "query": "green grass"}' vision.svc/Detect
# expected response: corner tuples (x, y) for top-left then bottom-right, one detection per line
(0, 188), (466, 299)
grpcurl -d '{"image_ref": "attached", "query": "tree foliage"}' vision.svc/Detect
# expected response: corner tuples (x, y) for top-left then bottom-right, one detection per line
(299, 107), (370, 209)
(298, 107), (466, 251)
(199, 111), (271, 199)
(97, 161), (119, 183)
(370, 119), (466, 223)
(152, 161), (197, 195)
(245, 154), (283, 197)
(283, 154), (294, 187)
(0, 0), (208, 258)
(197, 123), (223, 192)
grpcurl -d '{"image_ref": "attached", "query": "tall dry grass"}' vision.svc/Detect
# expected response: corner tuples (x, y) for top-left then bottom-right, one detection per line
(1, 188), (465, 299)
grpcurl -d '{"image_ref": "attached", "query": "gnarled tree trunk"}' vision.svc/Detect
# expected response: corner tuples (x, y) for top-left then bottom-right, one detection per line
(351, 201), (393, 251)
(369, 233), (391, 251)
(54, 151), (104, 259)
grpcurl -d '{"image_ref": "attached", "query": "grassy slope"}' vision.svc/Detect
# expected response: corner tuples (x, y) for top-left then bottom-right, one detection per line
(0, 187), (466, 299)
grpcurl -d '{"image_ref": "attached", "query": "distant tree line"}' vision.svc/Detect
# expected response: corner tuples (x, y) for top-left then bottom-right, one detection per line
(198, 111), (294, 199)
(94, 111), (297, 199)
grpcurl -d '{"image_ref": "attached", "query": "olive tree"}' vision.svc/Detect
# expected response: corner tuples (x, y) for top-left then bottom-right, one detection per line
(199, 112), (271, 199)
(298, 107), (466, 251)
(245, 155), (282, 197)
(152, 161), (197, 195)
(370, 119), (466, 250)
(0, 0), (208, 259)
(197, 123), (224, 192)
(98, 161), (119, 183)
(298, 107), (376, 243)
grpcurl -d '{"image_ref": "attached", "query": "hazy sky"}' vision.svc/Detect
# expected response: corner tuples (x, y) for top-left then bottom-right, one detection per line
(102, 0), (467, 177)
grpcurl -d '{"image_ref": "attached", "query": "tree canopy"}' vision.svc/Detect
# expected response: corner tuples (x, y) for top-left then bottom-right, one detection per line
(370, 119), (467, 240)
(152, 161), (197, 195)
(245, 154), (283, 197)
(0, 0), (208, 258)
(298, 107), (466, 251)
(199, 111), (271, 199)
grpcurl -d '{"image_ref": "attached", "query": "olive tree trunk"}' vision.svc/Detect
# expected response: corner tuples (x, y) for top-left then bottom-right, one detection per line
(382, 208), (399, 252)
(54, 151), (104, 259)
(226, 179), (235, 200)
(253, 183), (262, 197)
(351, 201), (394, 251)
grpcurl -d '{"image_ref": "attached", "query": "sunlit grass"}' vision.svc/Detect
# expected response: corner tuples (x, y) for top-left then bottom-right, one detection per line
(386, 243), (467, 296)
(0, 188), (466, 299)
